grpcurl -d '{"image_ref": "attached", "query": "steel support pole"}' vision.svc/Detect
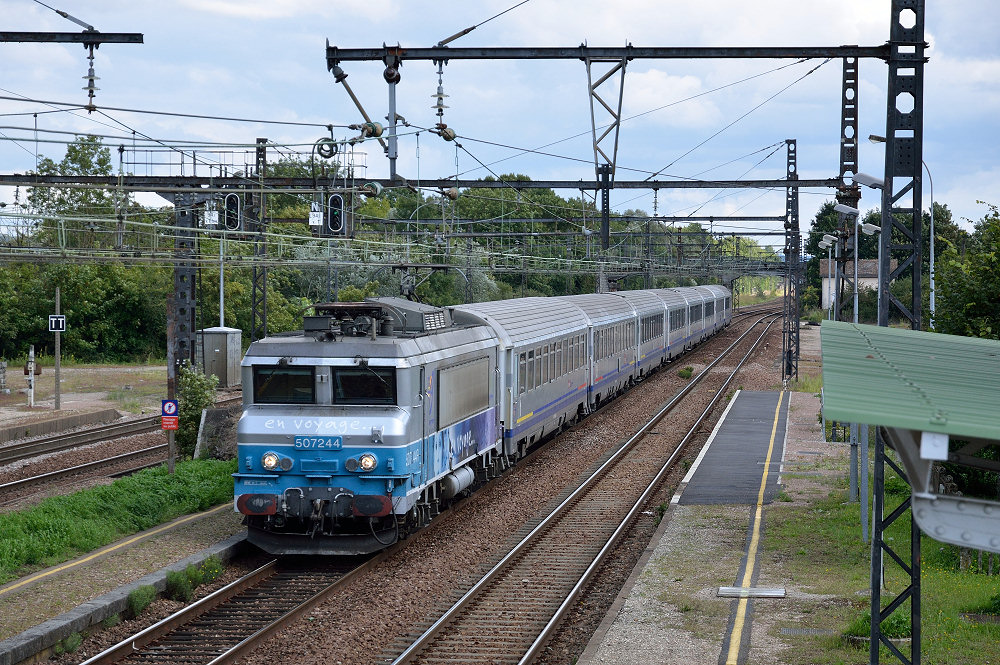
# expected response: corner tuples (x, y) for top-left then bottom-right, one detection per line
(251, 138), (268, 342)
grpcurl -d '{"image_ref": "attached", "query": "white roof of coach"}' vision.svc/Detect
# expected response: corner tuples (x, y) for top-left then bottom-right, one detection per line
(554, 293), (637, 327)
(609, 290), (667, 317)
(451, 297), (589, 349)
(647, 288), (689, 309)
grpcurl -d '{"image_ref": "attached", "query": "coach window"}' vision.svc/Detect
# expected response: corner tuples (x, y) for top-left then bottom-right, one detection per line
(518, 353), (526, 395)
(526, 350), (535, 391)
(542, 345), (549, 384)
(535, 347), (542, 387)
(253, 365), (315, 404)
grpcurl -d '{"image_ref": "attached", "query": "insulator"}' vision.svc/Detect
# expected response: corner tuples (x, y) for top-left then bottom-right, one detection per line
(383, 66), (401, 84)
(444, 187), (459, 200)
(331, 64), (348, 83)
(82, 67), (100, 93)
(361, 121), (384, 138)
(440, 127), (457, 141)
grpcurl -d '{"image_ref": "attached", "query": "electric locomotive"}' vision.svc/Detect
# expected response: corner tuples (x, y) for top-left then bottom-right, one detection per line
(233, 286), (731, 555)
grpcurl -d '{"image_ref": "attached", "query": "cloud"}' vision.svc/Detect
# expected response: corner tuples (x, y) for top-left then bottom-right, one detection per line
(622, 69), (722, 129)
(176, 0), (397, 21)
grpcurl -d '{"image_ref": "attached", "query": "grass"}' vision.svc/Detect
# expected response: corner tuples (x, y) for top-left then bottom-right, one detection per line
(0, 459), (236, 585)
(0, 363), (168, 414)
(766, 474), (1000, 664)
(788, 371), (823, 394)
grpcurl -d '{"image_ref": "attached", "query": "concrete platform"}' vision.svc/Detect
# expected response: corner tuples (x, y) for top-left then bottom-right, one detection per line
(677, 391), (788, 506)
(578, 384), (807, 665)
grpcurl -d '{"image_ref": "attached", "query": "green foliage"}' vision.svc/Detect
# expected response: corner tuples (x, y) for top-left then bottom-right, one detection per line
(0, 263), (170, 361)
(185, 563), (204, 588)
(127, 585), (157, 618)
(935, 203), (1000, 339)
(165, 569), (193, 602)
(677, 366), (693, 379)
(964, 592), (1000, 616)
(336, 281), (381, 302)
(844, 608), (911, 640)
(62, 632), (83, 653)
(177, 363), (219, 457)
(0, 459), (236, 584)
(101, 613), (121, 628)
(200, 555), (224, 584)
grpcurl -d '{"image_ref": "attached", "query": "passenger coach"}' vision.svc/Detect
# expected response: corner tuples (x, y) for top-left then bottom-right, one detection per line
(233, 285), (732, 555)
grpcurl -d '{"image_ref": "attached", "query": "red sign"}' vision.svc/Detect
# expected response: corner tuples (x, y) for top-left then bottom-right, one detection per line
(161, 415), (179, 430)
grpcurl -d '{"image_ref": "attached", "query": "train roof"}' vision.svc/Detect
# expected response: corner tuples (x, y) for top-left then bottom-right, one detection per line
(647, 288), (691, 307)
(608, 290), (667, 316)
(696, 284), (731, 299)
(451, 297), (589, 348)
(554, 293), (637, 327)
(243, 322), (496, 365)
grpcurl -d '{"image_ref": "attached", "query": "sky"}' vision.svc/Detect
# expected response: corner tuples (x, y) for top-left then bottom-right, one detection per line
(1, 0), (998, 251)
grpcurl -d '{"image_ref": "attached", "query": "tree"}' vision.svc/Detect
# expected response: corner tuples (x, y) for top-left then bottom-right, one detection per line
(934, 203), (1000, 339)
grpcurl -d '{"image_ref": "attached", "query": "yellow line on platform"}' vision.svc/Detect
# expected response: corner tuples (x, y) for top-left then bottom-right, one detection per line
(0, 504), (230, 597)
(724, 391), (784, 665)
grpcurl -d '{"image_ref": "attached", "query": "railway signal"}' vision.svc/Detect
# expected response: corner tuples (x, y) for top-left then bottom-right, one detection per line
(327, 194), (345, 235)
(224, 193), (242, 231)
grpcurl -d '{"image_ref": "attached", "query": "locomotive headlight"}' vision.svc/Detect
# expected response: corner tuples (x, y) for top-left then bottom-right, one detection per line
(358, 453), (378, 472)
(261, 452), (280, 471)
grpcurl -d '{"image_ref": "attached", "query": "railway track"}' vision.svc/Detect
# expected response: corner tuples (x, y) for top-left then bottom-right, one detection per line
(0, 395), (242, 467)
(386, 313), (779, 665)
(55, 322), (774, 665)
(79, 557), (371, 665)
(0, 416), (161, 466)
(0, 444), (167, 498)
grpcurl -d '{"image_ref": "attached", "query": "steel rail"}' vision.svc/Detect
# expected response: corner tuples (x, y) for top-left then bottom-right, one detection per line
(521, 316), (780, 664)
(77, 561), (281, 665)
(0, 417), (160, 465)
(390, 314), (779, 664)
(0, 444), (167, 494)
(78, 553), (382, 664)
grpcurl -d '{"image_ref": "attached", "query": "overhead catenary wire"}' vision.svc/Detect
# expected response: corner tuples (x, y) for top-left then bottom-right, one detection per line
(447, 58), (815, 180)
(436, 0), (534, 46)
(645, 57), (834, 180)
(0, 93), (343, 129)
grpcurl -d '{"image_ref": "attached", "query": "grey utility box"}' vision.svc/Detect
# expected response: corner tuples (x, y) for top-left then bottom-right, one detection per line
(196, 327), (243, 388)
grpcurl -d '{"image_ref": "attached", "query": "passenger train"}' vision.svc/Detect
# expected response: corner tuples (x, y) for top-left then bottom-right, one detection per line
(233, 285), (732, 555)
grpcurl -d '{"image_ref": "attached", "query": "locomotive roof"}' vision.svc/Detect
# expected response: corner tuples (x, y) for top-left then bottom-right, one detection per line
(243, 324), (496, 365)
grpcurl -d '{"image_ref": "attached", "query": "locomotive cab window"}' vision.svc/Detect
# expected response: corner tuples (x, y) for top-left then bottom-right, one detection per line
(332, 367), (396, 405)
(253, 365), (316, 404)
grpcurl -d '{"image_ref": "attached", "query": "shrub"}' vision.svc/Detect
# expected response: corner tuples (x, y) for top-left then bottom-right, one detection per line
(177, 362), (219, 458)
(677, 366), (694, 379)
(200, 555), (223, 584)
(844, 609), (911, 640)
(165, 569), (193, 602)
(185, 563), (203, 589)
(101, 613), (121, 629)
(63, 632), (83, 653)
(127, 585), (157, 618)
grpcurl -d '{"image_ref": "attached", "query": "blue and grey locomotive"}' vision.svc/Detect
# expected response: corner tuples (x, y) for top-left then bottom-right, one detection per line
(233, 286), (731, 555)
